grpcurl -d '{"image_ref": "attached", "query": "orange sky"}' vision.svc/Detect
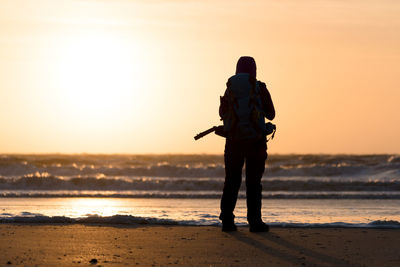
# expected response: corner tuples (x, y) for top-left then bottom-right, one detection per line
(0, 0), (399, 154)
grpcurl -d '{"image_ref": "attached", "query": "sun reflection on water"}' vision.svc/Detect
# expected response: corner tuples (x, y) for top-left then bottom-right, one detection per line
(62, 198), (126, 217)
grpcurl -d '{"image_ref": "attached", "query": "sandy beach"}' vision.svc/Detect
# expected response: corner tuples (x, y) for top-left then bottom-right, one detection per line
(0, 224), (399, 266)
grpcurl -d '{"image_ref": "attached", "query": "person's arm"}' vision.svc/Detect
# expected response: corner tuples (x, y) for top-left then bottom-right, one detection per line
(259, 82), (275, 120)
(219, 81), (230, 119)
(219, 93), (227, 118)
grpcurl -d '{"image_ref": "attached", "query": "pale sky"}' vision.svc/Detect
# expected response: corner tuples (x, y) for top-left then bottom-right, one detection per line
(0, 0), (399, 154)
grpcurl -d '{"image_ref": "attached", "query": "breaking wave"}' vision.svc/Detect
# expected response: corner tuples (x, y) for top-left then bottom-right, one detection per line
(1, 154), (399, 199)
(1, 214), (399, 228)
(1, 154), (399, 178)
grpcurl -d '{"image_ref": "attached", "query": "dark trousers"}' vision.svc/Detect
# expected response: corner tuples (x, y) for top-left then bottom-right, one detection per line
(220, 138), (267, 224)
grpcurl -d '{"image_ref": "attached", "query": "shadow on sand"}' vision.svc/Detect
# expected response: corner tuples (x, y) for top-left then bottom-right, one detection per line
(227, 229), (355, 266)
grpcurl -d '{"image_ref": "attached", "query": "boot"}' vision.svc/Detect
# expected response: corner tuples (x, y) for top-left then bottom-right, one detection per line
(249, 221), (269, 232)
(222, 220), (237, 232)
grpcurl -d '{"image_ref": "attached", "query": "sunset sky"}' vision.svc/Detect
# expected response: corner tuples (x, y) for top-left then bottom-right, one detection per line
(0, 0), (399, 154)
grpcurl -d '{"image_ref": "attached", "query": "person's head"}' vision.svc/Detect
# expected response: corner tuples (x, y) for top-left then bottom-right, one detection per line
(236, 56), (256, 78)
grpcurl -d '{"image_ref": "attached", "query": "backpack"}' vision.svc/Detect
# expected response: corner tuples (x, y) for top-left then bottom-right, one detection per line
(220, 73), (267, 141)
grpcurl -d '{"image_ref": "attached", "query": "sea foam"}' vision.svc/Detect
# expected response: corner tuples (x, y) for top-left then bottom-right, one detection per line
(1, 214), (400, 229)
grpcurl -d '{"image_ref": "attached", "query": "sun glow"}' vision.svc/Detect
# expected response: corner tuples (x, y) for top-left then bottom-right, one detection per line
(54, 33), (146, 127)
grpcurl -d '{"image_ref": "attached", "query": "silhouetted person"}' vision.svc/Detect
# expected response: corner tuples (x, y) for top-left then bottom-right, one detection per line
(219, 56), (275, 232)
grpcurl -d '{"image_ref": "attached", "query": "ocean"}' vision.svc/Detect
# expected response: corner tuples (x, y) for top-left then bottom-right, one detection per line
(1, 154), (399, 228)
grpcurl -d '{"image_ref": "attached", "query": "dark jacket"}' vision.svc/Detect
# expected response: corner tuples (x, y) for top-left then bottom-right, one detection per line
(258, 81), (275, 120)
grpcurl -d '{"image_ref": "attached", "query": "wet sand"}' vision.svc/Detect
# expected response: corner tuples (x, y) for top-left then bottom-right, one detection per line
(0, 224), (399, 266)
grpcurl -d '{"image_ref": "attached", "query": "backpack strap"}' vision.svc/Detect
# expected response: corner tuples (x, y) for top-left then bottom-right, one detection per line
(248, 78), (266, 138)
